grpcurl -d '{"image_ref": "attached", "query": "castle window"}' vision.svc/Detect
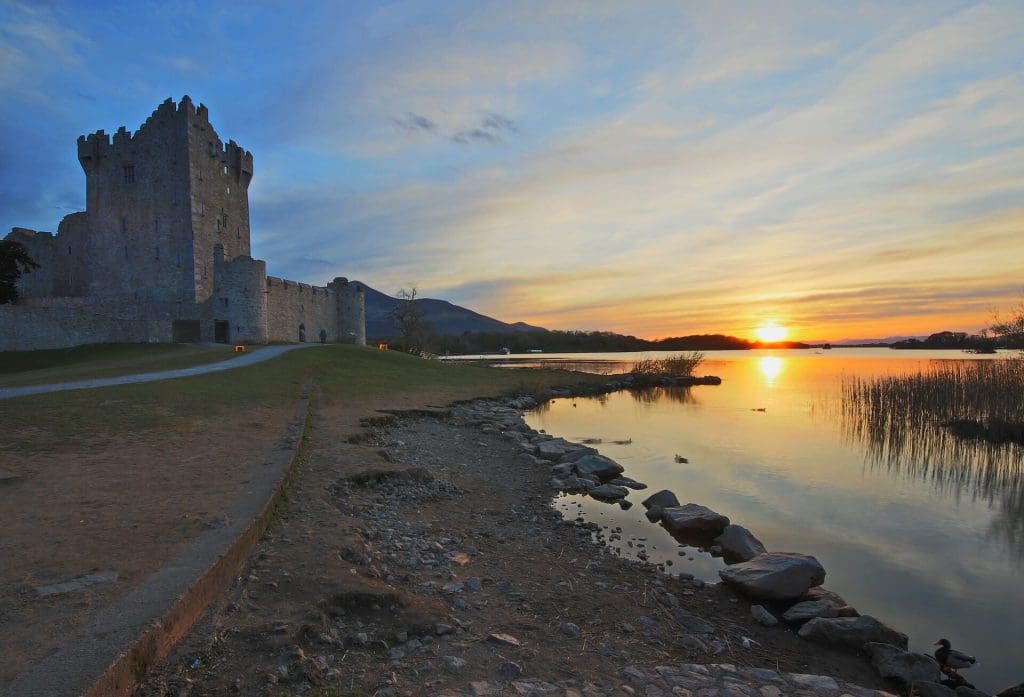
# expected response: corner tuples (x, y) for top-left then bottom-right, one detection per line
(223, 165), (228, 175)
(155, 245), (160, 260)
(226, 186), (230, 195)
(121, 217), (127, 234)
(68, 245), (72, 256)
(124, 245), (129, 260)
(123, 165), (135, 184)
(221, 297), (229, 307)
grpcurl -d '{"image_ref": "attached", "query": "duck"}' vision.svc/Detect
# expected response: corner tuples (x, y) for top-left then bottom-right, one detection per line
(934, 638), (976, 671)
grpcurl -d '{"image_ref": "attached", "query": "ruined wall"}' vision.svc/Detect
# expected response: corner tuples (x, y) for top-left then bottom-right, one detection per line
(185, 100), (254, 303)
(265, 277), (338, 343)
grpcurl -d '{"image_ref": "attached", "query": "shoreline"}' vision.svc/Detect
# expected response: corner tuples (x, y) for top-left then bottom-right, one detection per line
(137, 383), (900, 697)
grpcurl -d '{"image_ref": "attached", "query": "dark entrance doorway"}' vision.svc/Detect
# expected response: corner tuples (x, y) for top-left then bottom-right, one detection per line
(172, 319), (201, 342)
(298, 323), (306, 342)
(214, 320), (230, 343)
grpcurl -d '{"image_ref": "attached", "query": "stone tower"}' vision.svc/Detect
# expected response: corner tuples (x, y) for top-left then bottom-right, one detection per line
(75, 96), (254, 303)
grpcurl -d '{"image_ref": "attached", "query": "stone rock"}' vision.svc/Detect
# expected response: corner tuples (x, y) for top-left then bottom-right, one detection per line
(499, 661), (523, 679)
(551, 462), (574, 478)
(798, 615), (908, 650)
(751, 604), (778, 626)
(718, 552), (825, 601)
(787, 673), (840, 693)
(955, 688), (991, 697)
(783, 598), (842, 622)
(996, 684), (1024, 697)
(574, 453), (624, 480)
(645, 506), (664, 522)
(802, 586), (847, 605)
(913, 683), (957, 697)
(662, 504), (730, 537)
(866, 643), (941, 684)
(559, 621), (581, 638)
(535, 438), (578, 461)
(642, 489), (681, 509)
(558, 446), (598, 463)
(609, 476), (648, 490)
(442, 655), (466, 673)
(589, 483), (629, 500)
(714, 524), (767, 563)
(559, 475), (597, 493)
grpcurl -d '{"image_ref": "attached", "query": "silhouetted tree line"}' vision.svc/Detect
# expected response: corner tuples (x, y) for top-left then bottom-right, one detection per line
(891, 331), (998, 352)
(401, 329), (811, 355)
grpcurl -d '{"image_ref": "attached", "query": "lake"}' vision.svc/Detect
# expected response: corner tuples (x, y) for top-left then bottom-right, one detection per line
(463, 349), (1022, 692)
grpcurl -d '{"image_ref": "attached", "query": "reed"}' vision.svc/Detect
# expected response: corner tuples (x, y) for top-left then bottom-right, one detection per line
(630, 352), (705, 386)
(843, 358), (1024, 439)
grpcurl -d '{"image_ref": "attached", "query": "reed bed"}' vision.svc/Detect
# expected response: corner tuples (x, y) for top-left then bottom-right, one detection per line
(844, 358), (1024, 434)
(841, 359), (1024, 560)
(630, 352), (705, 386)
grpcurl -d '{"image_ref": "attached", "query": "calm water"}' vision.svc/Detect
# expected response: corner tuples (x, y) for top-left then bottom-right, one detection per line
(491, 349), (1021, 692)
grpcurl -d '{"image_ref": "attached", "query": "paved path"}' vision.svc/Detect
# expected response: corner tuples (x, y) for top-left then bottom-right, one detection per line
(0, 343), (317, 401)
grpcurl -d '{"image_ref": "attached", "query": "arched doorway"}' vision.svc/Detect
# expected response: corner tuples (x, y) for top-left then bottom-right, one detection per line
(298, 323), (306, 342)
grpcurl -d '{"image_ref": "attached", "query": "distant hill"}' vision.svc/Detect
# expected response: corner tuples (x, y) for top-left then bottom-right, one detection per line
(357, 282), (544, 339)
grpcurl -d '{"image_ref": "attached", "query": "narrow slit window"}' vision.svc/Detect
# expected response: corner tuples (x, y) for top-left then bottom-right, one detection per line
(123, 165), (135, 184)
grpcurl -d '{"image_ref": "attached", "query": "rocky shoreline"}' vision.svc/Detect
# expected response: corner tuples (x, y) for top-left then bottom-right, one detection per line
(136, 384), (1011, 697)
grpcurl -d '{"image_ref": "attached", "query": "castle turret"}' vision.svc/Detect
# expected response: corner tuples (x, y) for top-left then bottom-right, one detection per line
(329, 277), (366, 345)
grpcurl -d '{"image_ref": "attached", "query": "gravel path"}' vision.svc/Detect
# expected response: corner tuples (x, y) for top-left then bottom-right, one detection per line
(0, 343), (317, 400)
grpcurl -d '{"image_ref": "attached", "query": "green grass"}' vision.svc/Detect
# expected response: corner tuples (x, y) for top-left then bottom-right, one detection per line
(1, 345), (604, 455)
(0, 343), (245, 387)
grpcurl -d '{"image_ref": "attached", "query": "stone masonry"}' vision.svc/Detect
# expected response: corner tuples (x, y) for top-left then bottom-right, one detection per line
(2, 96), (365, 351)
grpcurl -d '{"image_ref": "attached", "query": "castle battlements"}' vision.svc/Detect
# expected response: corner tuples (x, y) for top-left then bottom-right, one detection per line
(4, 97), (365, 351)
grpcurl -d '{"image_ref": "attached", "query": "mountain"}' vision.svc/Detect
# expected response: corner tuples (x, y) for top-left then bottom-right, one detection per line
(357, 282), (544, 339)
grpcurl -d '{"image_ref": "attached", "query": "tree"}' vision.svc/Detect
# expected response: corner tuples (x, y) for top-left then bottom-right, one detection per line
(0, 239), (40, 304)
(990, 299), (1024, 352)
(392, 287), (431, 354)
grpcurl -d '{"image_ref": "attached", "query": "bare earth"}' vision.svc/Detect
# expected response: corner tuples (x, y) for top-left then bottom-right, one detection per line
(138, 393), (892, 696)
(0, 399), (295, 688)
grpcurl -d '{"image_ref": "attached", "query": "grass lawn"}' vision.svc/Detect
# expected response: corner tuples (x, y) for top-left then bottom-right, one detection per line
(0, 343), (247, 388)
(2, 344), (602, 455)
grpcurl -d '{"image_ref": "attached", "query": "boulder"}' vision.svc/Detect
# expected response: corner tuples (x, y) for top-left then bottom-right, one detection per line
(609, 476), (648, 490)
(798, 615), (908, 650)
(551, 462), (574, 478)
(718, 553), (825, 601)
(866, 642), (941, 684)
(661, 504), (730, 537)
(996, 684), (1024, 697)
(574, 453), (624, 480)
(558, 446), (598, 463)
(589, 483), (629, 500)
(783, 598), (842, 622)
(751, 604), (778, 626)
(559, 475), (597, 493)
(644, 506), (664, 523)
(642, 489), (680, 509)
(713, 524), (767, 563)
(801, 586), (847, 605)
(535, 438), (579, 461)
(913, 683), (957, 697)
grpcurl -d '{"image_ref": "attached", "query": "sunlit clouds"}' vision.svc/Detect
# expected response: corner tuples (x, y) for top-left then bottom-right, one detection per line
(2, 1), (1023, 341)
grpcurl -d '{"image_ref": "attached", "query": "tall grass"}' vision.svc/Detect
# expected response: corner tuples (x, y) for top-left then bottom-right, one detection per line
(630, 352), (704, 385)
(844, 359), (1024, 438)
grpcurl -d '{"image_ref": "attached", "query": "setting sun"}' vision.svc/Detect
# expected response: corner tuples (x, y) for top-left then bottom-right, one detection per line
(755, 323), (788, 343)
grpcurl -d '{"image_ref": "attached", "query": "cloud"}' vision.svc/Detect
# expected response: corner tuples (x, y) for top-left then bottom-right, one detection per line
(392, 112), (438, 134)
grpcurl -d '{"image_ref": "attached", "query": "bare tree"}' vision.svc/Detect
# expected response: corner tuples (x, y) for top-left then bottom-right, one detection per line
(990, 298), (1024, 353)
(392, 287), (431, 354)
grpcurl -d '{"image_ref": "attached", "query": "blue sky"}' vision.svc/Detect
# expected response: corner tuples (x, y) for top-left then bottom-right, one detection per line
(2, 0), (1023, 340)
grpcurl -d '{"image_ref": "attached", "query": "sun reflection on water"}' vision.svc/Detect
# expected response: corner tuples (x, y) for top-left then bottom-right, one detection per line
(757, 356), (784, 386)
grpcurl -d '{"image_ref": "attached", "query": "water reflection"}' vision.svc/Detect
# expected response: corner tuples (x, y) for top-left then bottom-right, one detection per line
(758, 356), (784, 386)
(628, 385), (697, 405)
(839, 371), (1024, 564)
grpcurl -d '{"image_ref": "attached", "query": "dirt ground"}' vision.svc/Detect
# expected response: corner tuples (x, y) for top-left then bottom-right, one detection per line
(138, 394), (893, 697)
(0, 401), (294, 687)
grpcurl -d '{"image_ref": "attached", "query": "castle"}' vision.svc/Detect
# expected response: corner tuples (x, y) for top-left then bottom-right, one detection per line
(1, 96), (365, 351)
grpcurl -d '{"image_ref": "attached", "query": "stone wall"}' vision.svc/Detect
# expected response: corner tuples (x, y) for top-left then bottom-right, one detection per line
(265, 277), (337, 343)
(212, 248), (267, 344)
(77, 98), (196, 303)
(0, 306), (172, 351)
